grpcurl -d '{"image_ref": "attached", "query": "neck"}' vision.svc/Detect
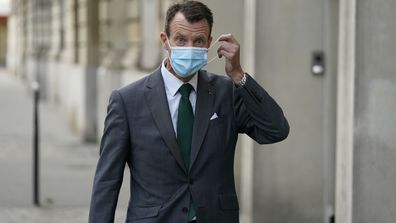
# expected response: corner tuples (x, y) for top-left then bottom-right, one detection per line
(165, 57), (195, 82)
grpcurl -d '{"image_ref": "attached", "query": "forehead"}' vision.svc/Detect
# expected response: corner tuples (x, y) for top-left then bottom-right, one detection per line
(169, 12), (210, 37)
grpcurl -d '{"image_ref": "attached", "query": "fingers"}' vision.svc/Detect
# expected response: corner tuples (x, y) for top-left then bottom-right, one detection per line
(218, 33), (237, 43)
(213, 33), (244, 79)
(217, 47), (233, 60)
(216, 36), (240, 60)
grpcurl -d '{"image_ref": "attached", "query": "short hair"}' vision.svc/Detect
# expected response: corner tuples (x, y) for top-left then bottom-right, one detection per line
(164, 1), (213, 37)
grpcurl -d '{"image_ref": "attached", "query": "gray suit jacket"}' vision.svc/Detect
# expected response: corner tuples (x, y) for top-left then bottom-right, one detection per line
(89, 68), (289, 223)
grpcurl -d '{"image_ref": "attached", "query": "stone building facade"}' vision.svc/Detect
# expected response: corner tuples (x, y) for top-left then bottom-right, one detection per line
(7, 0), (175, 141)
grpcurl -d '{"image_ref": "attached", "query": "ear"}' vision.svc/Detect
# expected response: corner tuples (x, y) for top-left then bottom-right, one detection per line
(160, 32), (169, 50)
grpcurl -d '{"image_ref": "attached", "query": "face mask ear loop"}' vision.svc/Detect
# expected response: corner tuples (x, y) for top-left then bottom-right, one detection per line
(207, 35), (222, 64)
(208, 35), (222, 50)
(207, 56), (218, 64)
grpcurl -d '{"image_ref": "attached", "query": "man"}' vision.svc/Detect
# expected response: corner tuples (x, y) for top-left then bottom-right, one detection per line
(89, 1), (289, 223)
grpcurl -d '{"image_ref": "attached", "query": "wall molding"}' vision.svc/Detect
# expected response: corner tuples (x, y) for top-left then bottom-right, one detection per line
(336, 0), (356, 222)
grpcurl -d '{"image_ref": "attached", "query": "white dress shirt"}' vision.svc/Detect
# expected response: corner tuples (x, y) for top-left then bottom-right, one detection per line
(161, 61), (198, 135)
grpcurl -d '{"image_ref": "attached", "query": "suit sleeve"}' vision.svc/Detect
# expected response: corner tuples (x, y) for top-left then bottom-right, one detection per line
(234, 73), (289, 144)
(89, 90), (130, 223)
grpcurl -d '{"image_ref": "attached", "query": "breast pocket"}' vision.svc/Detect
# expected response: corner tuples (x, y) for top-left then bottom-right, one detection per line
(207, 115), (227, 142)
(209, 114), (227, 130)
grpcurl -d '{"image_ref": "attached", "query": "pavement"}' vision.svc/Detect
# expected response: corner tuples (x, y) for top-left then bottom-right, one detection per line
(0, 69), (128, 222)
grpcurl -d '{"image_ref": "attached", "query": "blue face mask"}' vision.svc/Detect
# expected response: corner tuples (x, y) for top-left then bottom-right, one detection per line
(167, 39), (208, 78)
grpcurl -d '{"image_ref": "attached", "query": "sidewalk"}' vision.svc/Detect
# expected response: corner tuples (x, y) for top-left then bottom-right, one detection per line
(0, 69), (128, 222)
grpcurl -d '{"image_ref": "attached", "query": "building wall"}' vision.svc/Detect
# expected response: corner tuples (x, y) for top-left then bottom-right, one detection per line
(251, 0), (338, 222)
(45, 0), (96, 140)
(353, 1), (396, 222)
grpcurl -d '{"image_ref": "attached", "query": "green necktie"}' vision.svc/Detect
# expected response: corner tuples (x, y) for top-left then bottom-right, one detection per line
(176, 83), (196, 221)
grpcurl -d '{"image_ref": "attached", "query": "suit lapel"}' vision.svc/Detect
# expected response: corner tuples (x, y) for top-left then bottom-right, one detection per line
(190, 70), (215, 171)
(144, 68), (187, 174)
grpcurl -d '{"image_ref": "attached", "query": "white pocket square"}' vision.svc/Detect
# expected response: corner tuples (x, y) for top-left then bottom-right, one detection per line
(210, 112), (219, 120)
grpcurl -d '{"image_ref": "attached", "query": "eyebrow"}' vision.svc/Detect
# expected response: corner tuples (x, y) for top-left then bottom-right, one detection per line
(173, 33), (186, 38)
(172, 32), (208, 41)
(194, 35), (206, 40)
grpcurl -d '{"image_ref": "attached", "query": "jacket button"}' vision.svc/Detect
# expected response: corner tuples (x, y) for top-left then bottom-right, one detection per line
(182, 207), (188, 213)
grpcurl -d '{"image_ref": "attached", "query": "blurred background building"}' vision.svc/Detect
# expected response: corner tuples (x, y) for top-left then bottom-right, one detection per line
(3, 0), (396, 223)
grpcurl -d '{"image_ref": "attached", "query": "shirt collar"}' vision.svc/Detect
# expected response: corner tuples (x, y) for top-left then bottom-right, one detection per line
(161, 59), (198, 96)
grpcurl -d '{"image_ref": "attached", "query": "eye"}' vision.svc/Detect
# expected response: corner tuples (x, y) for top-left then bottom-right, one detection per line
(174, 36), (186, 46)
(194, 38), (206, 47)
